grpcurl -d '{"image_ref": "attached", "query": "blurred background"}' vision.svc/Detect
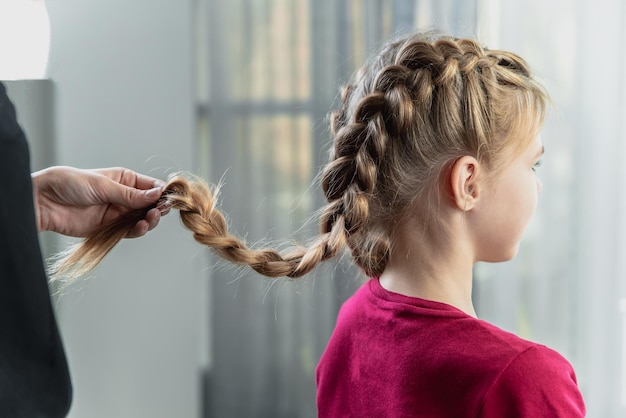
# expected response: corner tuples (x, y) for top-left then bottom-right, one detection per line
(1, 0), (625, 417)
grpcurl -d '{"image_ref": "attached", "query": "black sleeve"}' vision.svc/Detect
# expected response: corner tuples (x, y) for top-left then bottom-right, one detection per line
(0, 82), (72, 417)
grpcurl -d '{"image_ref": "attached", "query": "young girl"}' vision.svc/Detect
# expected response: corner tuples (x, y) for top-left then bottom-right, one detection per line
(53, 32), (586, 417)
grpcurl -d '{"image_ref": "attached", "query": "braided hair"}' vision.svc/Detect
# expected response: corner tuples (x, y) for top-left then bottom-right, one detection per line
(49, 32), (548, 283)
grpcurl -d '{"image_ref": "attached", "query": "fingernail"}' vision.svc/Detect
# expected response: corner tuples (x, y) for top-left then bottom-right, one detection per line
(146, 187), (163, 199)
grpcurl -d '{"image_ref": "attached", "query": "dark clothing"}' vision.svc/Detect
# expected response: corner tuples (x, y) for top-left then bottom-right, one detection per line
(0, 82), (72, 417)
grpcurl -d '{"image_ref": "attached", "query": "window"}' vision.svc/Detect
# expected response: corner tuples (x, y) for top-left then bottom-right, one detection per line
(196, 1), (625, 416)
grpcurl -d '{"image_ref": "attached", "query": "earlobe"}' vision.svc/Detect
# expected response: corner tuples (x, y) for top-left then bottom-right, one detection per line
(449, 156), (481, 211)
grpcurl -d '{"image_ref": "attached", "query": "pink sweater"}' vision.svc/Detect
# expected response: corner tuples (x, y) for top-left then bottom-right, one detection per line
(316, 278), (585, 417)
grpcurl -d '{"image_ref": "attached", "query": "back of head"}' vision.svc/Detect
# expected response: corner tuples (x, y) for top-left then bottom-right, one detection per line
(321, 31), (548, 277)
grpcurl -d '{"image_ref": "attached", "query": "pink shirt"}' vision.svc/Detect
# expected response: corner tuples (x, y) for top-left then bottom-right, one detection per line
(316, 279), (585, 417)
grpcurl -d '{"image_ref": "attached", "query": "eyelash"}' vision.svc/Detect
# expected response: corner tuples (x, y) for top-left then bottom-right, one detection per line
(532, 160), (542, 172)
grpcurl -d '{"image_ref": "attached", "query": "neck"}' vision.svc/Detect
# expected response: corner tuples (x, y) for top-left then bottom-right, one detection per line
(378, 215), (477, 317)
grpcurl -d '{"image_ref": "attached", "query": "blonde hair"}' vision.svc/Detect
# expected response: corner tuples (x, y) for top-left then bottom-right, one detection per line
(50, 32), (548, 283)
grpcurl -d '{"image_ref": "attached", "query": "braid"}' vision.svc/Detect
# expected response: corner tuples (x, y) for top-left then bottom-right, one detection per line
(320, 33), (547, 277)
(320, 78), (396, 276)
(49, 32), (547, 284)
(49, 174), (349, 283)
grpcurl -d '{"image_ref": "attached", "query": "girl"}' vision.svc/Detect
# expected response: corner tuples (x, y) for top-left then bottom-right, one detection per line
(53, 32), (586, 417)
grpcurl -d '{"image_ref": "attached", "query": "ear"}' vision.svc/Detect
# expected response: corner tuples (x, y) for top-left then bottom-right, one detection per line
(449, 156), (481, 211)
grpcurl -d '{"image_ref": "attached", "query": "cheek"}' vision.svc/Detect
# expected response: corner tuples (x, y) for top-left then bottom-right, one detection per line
(490, 177), (538, 258)
(515, 178), (538, 222)
(528, 177), (540, 213)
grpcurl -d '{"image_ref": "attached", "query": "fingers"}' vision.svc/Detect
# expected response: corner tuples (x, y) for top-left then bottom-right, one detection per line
(94, 168), (170, 238)
(127, 208), (162, 238)
(133, 172), (167, 191)
(145, 207), (162, 231)
(96, 167), (166, 191)
(95, 170), (166, 210)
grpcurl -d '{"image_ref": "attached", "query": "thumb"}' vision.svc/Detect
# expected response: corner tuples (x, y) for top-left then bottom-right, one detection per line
(103, 180), (164, 209)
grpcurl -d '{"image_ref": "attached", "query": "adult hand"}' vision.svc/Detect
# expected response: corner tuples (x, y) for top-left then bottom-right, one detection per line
(32, 166), (168, 238)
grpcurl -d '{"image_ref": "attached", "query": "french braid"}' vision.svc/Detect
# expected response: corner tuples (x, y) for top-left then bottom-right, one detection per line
(49, 32), (547, 283)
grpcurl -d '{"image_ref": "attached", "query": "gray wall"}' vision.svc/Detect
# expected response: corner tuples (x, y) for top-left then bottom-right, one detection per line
(44, 1), (206, 417)
(4, 80), (58, 262)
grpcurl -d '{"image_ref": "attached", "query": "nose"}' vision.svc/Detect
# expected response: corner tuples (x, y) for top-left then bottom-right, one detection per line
(536, 178), (543, 194)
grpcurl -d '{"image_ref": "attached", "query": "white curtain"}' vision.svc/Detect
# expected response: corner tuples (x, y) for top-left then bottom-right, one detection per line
(475, 1), (626, 417)
(198, 1), (626, 416)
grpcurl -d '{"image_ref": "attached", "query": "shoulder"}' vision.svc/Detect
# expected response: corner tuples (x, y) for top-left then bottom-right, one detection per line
(493, 344), (579, 388)
(478, 344), (586, 417)
(335, 279), (372, 318)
